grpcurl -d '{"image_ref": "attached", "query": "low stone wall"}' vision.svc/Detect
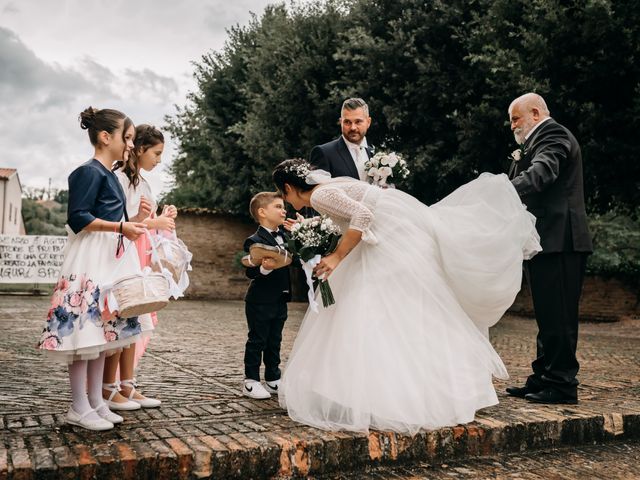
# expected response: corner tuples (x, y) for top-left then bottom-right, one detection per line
(509, 276), (639, 321)
(176, 209), (255, 300)
(176, 210), (639, 320)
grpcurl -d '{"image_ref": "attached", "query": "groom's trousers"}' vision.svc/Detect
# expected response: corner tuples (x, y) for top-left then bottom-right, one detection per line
(524, 252), (588, 398)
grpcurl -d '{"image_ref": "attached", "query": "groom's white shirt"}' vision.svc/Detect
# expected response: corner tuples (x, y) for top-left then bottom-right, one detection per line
(525, 116), (552, 142)
(343, 135), (369, 181)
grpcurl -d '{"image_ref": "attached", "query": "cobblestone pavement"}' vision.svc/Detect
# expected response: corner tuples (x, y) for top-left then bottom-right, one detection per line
(1, 296), (640, 479)
(321, 440), (640, 479)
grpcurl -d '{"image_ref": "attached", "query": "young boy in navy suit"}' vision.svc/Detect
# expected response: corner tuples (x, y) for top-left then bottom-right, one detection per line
(242, 192), (291, 399)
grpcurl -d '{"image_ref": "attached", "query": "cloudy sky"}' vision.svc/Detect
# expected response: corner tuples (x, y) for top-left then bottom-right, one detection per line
(0, 0), (281, 197)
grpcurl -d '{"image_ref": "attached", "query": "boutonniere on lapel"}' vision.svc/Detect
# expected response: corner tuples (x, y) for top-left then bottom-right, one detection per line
(509, 145), (526, 162)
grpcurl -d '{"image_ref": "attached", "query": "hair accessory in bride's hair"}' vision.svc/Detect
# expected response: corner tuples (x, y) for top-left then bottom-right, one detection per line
(282, 161), (332, 185)
(283, 162), (311, 179)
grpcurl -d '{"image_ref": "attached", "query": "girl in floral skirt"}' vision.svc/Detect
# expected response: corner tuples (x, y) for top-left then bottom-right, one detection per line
(37, 107), (154, 430)
(103, 124), (177, 410)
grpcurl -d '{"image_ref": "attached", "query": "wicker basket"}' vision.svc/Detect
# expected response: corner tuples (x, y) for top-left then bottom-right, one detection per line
(112, 272), (170, 318)
(152, 237), (191, 285)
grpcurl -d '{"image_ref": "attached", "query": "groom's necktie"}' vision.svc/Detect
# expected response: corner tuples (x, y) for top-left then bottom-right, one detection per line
(354, 146), (368, 181)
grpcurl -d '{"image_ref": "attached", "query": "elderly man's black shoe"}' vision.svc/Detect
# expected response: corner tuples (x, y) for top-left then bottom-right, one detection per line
(506, 386), (536, 398)
(524, 389), (577, 404)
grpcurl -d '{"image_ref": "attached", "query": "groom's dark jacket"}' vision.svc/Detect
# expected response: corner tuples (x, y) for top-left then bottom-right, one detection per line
(244, 226), (291, 304)
(509, 118), (592, 253)
(309, 136), (373, 179)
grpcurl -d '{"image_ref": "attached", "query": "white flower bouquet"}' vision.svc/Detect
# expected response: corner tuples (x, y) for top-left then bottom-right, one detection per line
(365, 151), (410, 187)
(287, 215), (342, 310)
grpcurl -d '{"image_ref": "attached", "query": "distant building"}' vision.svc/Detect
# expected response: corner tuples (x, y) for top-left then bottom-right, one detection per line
(0, 168), (26, 235)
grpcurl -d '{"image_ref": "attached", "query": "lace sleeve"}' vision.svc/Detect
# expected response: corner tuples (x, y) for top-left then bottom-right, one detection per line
(310, 187), (374, 233)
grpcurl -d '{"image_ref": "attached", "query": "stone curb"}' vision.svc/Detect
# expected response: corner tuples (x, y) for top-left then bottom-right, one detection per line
(2, 411), (639, 479)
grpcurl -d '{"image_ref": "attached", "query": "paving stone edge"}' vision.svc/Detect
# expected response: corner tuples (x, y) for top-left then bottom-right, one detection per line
(2, 411), (639, 479)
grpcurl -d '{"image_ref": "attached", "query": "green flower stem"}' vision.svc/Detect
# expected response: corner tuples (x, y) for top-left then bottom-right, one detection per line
(319, 280), (335, 308)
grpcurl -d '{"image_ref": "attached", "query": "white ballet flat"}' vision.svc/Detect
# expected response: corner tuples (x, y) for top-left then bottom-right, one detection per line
(67, 407), (114, 431)
(102, 382), (141, 411)
(94, 402), (124, 424)
(121, 378), (162, 408)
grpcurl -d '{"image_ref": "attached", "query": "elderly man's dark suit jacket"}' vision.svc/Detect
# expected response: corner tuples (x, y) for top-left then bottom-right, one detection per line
(509, 118), (592, 253)
(508, 117), (592, 399)
(309, 137), (373, 179)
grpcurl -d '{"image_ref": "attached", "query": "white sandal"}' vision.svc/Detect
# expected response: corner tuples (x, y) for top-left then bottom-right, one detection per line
(66, 406), (114, 431)
(120, 378), (162, 408)
(102, 382), (141, 411)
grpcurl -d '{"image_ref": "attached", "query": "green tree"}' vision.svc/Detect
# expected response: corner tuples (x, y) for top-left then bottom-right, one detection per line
(165, 0), (640, 213)
(21, 198), (67, 236)
(164, 2), (350, 214)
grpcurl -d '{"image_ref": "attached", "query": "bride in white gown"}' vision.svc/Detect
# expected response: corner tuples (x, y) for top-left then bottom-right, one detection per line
(273, 159), (541, 435)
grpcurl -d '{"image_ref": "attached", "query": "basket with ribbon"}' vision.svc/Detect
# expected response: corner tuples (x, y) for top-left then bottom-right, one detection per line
(99, 230), (183, 318)
(148, 231), (193, 294)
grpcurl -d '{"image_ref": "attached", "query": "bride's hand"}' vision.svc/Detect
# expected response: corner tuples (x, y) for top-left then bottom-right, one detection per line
(314, 252), (341, 279)
(283, 218), (297, 231)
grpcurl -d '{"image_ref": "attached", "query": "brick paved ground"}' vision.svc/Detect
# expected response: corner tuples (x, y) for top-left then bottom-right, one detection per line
(1, 296), (640, 479)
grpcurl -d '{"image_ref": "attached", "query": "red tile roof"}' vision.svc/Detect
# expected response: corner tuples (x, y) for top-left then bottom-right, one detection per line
(0, 168), (17, 180)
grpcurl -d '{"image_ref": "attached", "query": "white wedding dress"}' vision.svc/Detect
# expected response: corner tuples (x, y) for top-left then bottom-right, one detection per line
(279, 173), (541, 435)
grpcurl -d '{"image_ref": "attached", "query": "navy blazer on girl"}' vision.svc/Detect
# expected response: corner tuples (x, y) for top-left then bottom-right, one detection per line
(67, 159), (127, 234)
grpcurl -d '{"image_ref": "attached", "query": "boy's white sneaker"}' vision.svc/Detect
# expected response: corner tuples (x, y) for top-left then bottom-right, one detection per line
(264, 379), (281, 394)
(242, 379), (271, 399)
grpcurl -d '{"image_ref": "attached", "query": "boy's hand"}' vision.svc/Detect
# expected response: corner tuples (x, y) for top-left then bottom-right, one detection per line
(261, 258), (277, 270)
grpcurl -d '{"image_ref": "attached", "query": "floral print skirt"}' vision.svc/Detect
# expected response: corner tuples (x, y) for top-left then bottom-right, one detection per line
(37, 227), (154, 364)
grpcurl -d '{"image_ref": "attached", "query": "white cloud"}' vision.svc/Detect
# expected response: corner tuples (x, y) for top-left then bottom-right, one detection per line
(0, 0), (280, 197)
(0, 26), (174, 194)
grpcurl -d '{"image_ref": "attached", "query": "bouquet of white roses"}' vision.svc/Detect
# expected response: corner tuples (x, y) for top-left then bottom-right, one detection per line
(365, 151), (410, 187)
(287, 215), (342, 310)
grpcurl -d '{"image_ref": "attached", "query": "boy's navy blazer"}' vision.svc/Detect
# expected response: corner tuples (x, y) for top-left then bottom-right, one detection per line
(244, 226), (291, 303)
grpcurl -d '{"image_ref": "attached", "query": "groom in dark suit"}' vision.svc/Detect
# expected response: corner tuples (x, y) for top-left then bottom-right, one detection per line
(506, 93), (592, 404)
(309, 98), (374, 179)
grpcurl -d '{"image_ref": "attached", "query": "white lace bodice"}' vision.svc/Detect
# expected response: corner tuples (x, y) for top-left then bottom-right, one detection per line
(309, 179), (380, 241)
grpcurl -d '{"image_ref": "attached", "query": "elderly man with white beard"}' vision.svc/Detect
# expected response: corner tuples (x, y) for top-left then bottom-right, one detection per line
(505, 93), (593, 405)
